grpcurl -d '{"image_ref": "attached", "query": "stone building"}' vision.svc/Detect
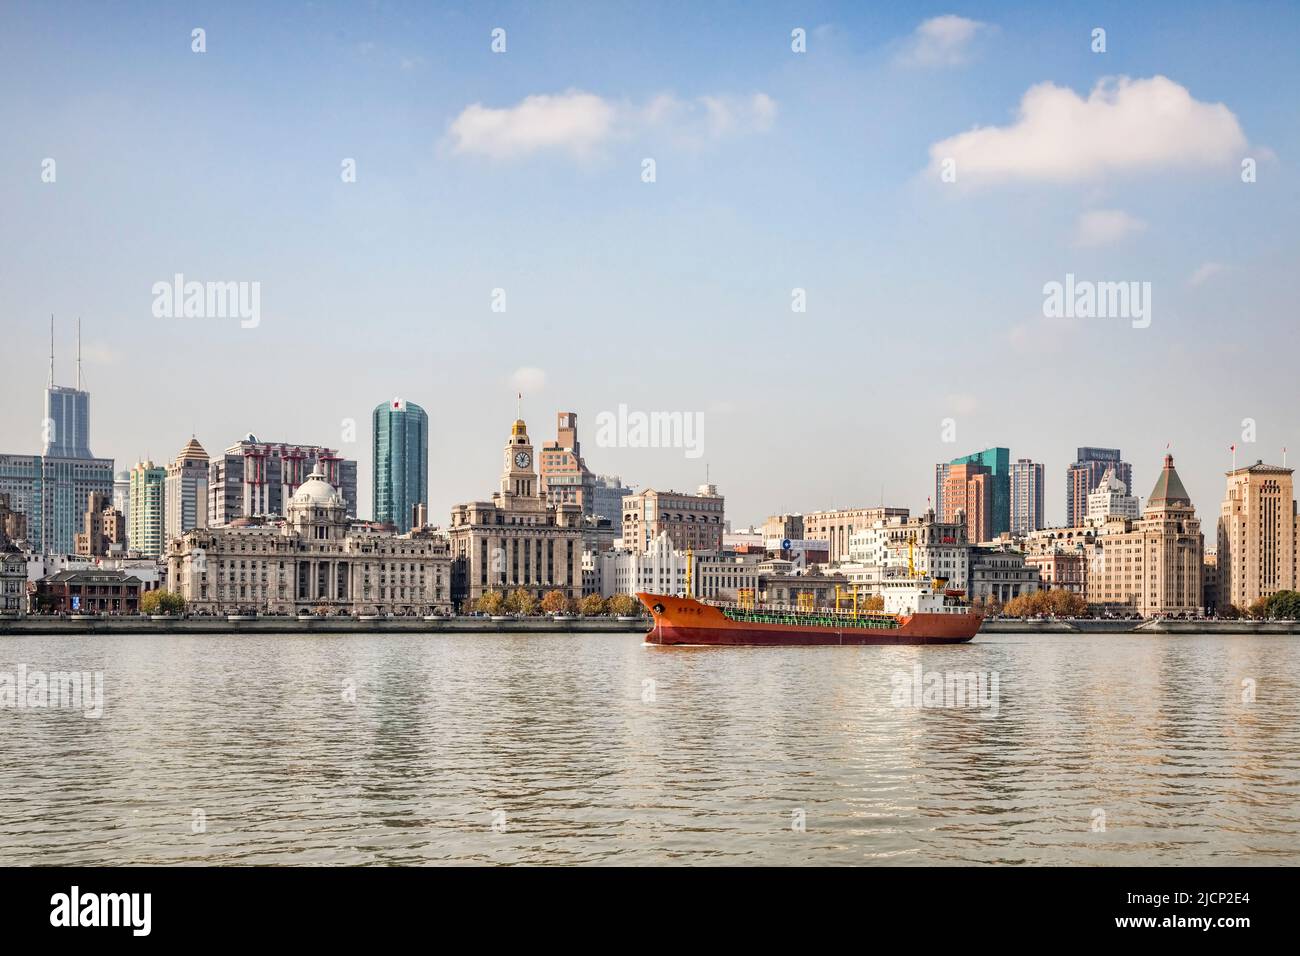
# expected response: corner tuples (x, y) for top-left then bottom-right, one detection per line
(1, 548), (26, 613)
(74, 490), (126, 557)
(1217, 461), (1296, 612)
(169, 464), (451, 615)
(448, 417), (585, 608)
(968, 546), (1041, 604)
(803, 506), (908, 563)
(165, 436), (209, 544)
(1088, 455), (1204, 616)
(621, 485), (726, 553)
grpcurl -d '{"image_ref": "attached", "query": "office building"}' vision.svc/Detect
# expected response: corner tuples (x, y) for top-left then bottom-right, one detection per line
(165, 437), (209, 544)
(129, 461), (166, 558)
(373, 398), (428, 533)
(540, 411), (597, 515)
(1217, 461), (1296, 612)
(1066, 448), (1132, 527)
(621, 485), (725, 553)
(1009, 458), (1045, 534)
(208, 436), (357, 525)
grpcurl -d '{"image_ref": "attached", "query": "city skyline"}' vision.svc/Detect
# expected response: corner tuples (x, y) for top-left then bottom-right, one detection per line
(2, 3), (1297, 529)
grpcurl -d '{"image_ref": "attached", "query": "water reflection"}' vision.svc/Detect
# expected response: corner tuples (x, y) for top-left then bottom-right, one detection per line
(1, 632), (1296, 865)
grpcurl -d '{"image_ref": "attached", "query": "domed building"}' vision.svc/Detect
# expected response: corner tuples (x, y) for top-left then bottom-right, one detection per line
(168, 465), (451, 616)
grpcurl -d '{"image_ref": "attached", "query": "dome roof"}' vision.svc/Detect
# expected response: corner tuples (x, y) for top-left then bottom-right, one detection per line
(292, 464), (344, 507)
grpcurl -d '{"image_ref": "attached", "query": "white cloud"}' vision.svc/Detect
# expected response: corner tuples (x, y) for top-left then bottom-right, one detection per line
(898, 15), (990, 67)
(1189, 262), (1227, 286)
(447, 90), (775, 160)
(511, 367), (546, 394)
(928, 75), (1246, 182)
(449, 91), (617, 161)
(1074, 209), (1147, 247)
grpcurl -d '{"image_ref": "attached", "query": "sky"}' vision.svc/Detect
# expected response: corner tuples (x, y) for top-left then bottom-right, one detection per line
(1, 1), (1298, 529)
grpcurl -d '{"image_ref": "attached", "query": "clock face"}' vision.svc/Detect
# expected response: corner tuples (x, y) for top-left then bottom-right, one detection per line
(514, 451), (531, 469)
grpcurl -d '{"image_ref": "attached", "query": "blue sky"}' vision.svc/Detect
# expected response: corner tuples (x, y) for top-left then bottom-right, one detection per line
(1, 1), (1297, 527)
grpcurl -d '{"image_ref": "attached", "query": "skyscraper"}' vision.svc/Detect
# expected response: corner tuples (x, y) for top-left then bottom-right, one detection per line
(0, 320), (113, 553)
(938, 447), (1010, 537)
(372, 399), (428, 533)
(540, 411), (596, 515)
(1066, 448), (1132, 527)
(1009, 458), (1045, 534)
(129, 461), (166, 558)
(166, 437), (209, 543)
(1218, 461), (1297, 611)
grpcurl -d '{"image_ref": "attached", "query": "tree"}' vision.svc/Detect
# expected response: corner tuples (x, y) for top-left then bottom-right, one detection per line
(505, 588), (538, 616)
(863, 594), (884, 612)
(607, 594), (640, 617)
(1247, 596), (1270, 620)
(579, 594), (606, 616)
(541, 590), (570, 615)
(1264, 590), (1300, 620)
(141, 590), (186, 615)
(475, 590), (504, 615)
(1217, 603), (1243, 620)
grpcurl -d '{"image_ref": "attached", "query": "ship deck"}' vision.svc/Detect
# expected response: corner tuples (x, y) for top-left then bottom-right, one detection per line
(715, 604), (901, 630)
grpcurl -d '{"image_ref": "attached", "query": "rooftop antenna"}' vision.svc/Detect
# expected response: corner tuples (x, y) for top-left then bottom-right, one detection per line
(516, 392), (522, 419)
(76, 316), (82, 390)
(48, 314), (54, 387)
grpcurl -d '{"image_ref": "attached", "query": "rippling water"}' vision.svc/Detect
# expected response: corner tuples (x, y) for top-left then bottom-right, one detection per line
(1, 631), (1297, 865)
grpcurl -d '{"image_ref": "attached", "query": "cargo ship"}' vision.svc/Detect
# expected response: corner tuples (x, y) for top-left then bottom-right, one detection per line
(638, 577), (981, 646)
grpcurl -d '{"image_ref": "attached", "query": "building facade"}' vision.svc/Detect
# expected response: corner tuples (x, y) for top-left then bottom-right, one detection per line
(1217, 461), (1296, 612)
(75, 490), (126, 557)
(621, 486), (725, 553)
(938, 448), (1010, 537)
(1088, 455), (1204, 616)
(1086, 466), (1140, 523)
(448, 418), (585, 608)
(33, 569), (142, 614)
(0, 453), (115, 555)
(129, 461), (166, 558)
(845, 509), (970, 591)
(169, 465), (451, 615)
(803, 506), (908, 563)
(969, 546), (1042, 605)
(1066, 447), (1132, 527)
(165, 437), (209, 545)
(941, 462), (994, 544)
(373, 399), (428, 533)
(1009, 458), (1045, 534)
(540, 412), (597, 516)
(591, 474), (633, 523)
(208, 437), (358, 526)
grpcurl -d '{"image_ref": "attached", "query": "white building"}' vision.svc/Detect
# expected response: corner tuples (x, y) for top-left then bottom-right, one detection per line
(594, 532), (761, 600)
(844, 510), (970, 591)
(1086, 466), (1140, 523)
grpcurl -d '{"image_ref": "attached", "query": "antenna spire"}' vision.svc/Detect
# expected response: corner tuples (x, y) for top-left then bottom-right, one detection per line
(48, 314), (54, 387)
(76, 316), (82, 390)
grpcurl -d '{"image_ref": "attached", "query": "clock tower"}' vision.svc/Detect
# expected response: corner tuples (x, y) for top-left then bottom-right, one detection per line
(501, 418), (537, 498)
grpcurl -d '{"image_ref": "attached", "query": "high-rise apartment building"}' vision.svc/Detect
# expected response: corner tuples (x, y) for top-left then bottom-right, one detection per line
(372, 399), (428, 533)
(165, 437), (209, 544)
(540, 412), (597, 515)
(621, 486), (726, 553)
(1066, 448), (1132, 527)
(941, 462), (994, 544)
(591, 474), (633, 522)
(75, 490), (126, 557)
(1009, 458), (1045, 534)
(208, 437), (357, 526)
(937, 448), (1010, 537)
(129, 461), (166, 558)
(1217, 461), (1296, 611)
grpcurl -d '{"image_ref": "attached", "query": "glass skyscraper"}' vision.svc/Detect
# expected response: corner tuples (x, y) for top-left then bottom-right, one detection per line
(372, 399), (428, 533)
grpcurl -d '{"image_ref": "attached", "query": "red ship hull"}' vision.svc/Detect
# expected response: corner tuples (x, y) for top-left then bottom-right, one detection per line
(637, 593), (981, 646)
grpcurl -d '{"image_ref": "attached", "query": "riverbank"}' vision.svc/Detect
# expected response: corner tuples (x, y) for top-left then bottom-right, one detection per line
(0, 615), (650, 635)
(1, 615), (1297, 636)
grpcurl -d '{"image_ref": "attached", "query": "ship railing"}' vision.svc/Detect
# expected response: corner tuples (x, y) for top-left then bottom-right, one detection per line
(707, 600), (898, 620)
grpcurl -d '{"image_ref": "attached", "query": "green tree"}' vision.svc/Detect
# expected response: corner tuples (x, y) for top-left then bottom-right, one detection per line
(1264, 590), (1300, 619)
(141, 590), (186, 615)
